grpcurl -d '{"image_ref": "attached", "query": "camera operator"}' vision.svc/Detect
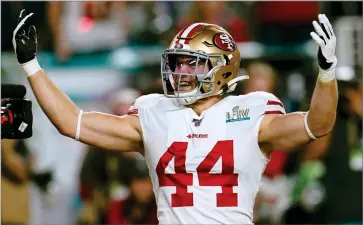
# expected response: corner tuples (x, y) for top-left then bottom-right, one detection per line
(1, 84), (55, 194)
(1, 84), (48, 225)
(2, 83), (83, 225)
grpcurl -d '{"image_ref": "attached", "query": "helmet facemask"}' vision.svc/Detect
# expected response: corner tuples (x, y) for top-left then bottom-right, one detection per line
(161, 49), (225, 105)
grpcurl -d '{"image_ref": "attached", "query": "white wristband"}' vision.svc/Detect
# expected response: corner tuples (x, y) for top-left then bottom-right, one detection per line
(318, 67), (336, 82)
(21, 58), (42, 77)
(75, 110), (83, 141)
(304, 111), (317, 140)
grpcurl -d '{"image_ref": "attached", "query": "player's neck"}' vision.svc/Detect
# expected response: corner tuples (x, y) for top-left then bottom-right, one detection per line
(189, 95), (223, 116)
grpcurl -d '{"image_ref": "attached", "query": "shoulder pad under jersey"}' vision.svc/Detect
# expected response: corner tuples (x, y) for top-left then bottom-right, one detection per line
(238, 91), (286, 115)
(127, 94), (164, 116)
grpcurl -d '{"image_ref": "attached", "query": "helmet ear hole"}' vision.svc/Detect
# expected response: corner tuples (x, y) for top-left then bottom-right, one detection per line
(223, 55), (230, 65)
(207, 60), (213, 71)
(217, 81), (221, 85)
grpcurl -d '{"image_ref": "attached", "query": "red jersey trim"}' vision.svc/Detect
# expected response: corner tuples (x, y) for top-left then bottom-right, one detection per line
(264, 110), (284, 115)
(127, 109), (138, 115)
(267, 100), (284, 108)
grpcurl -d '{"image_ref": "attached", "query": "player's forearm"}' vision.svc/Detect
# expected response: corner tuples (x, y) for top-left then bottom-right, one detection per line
(306, 14), (339, 139)
(28, 69), (79, 136)
(308, 77), (338, 137)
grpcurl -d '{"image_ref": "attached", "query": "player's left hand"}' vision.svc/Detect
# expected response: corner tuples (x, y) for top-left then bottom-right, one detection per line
(310, 14), (337, 71)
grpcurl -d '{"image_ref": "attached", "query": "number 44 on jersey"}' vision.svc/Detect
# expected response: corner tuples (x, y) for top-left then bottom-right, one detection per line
(156, 140), (239, 207)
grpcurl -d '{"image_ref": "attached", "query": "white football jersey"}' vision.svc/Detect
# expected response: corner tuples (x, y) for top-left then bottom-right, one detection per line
(127, 92), (286, 224)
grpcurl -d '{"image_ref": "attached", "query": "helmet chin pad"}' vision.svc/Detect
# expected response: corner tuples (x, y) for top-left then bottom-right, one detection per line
(175, 88), (199, 105)
(177, 96), (198, 105)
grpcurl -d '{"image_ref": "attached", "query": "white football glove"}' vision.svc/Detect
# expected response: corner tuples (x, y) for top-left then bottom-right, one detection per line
(310, 14), (337, 81)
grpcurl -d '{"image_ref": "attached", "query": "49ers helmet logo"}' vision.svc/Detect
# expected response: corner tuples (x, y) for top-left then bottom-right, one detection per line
(213, 32), (236, 51)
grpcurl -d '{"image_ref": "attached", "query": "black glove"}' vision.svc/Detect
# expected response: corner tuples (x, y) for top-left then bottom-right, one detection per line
(13, 9), (37, 64)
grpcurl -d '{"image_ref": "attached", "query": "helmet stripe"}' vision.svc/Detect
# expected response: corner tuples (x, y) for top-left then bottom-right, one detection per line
(180, 23), (202, 38)
(175, 26), (189, 45)
(184, 24), (203, 44)
(177, 25), (190, 38)
(177, 23), (203, 45)
(175, 24), (192, 45)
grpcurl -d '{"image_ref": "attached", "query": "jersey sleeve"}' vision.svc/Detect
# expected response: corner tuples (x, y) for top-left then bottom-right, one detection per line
(262, 93), (286, 115)
(247, 91), (286, 116)
(247, 92), (286, 158)
(127, 94), (163, 149)
(127, 94), (163, 117)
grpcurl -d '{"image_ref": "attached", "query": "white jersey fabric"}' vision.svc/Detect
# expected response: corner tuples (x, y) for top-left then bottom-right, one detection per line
(128, 92), (286, 224)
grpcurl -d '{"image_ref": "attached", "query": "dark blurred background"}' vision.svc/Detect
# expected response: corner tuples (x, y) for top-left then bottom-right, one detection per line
(1, 1), (362, 225)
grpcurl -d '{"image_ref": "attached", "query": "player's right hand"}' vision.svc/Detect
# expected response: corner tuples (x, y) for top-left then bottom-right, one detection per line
(12, 9), (37, 64)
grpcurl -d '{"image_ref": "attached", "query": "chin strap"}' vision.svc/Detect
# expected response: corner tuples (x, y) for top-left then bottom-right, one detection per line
(216, 75), (249, 95)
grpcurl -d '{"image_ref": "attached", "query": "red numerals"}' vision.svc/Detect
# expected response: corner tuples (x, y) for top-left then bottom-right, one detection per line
(156, 142), (194, 207)
(156, 140), (238, 207)
(197, 140), (238, 207)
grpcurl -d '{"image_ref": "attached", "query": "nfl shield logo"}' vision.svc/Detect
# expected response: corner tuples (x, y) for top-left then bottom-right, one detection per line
(192, 118), (203, 127)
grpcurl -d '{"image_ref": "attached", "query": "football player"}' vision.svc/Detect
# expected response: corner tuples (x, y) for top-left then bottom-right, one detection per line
(13, 9), (338, 224)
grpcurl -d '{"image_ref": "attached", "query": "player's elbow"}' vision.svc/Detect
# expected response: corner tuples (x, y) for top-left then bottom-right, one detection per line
(55, 125), (69, 138)
(316, 121), (335, 137)
(57, 126), (71, 137)
(311, 112), (336, 137)
(55, 111), (80, 138)
(56, 121), (75, 138)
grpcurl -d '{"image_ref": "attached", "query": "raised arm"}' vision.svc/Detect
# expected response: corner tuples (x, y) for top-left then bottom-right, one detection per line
(13, 10), (143, 153)
(259, 14), (338, 152)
